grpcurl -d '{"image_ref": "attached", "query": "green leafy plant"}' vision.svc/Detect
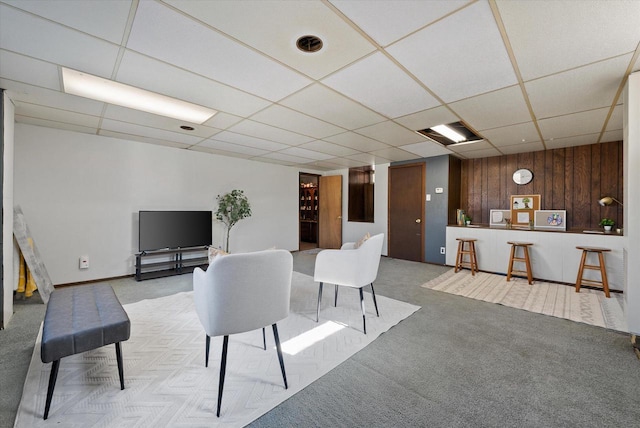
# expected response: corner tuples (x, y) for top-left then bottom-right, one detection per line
(464, 215), (472, 223)
(215, 189), (252, 252)
(599, 218), (615, 227)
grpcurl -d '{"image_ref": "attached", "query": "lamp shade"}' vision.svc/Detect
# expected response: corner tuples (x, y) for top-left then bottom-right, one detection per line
(598, 196), (623, 206)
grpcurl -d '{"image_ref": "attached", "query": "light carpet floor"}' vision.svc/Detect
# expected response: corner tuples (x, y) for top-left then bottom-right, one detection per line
(422, 269), (627, 333)
(15, 272), (419, 427)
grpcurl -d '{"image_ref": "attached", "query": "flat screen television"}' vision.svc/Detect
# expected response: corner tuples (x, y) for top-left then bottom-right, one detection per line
(139, 210), (212, 252)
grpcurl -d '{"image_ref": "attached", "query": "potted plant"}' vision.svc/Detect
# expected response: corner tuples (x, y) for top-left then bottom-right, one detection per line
(464, 215), (472, 226)
(522, 197), (530, 209)
(215, 189), (252, 252)
(599, 218), (615, 232)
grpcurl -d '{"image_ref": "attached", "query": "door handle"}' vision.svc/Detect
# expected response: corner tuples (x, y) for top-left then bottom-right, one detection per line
(338, 216), (342, 220)
(415, 219), (421, 223)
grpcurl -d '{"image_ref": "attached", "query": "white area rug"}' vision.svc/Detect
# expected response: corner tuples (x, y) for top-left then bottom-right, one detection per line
(15, 272), (418, 427)
(422, 269), (627, 333)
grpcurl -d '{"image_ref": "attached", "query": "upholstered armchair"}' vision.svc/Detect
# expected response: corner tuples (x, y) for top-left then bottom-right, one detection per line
(313, 233), (384, 334)
(193, 249), (293, 417)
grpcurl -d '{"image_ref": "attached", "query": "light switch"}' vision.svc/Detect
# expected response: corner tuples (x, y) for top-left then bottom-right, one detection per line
(79, 256), (89, 269)
(426, 194), (431, 201)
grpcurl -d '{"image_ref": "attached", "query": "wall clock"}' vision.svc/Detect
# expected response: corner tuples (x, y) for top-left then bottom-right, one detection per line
(513, 168), (533, 185)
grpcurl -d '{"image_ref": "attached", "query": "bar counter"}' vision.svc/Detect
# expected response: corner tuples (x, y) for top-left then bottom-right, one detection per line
(446, 224), (625, 291)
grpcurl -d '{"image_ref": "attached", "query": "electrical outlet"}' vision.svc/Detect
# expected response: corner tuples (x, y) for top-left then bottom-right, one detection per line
(79, 255), (89, 269)
(440, 247), (446, 255)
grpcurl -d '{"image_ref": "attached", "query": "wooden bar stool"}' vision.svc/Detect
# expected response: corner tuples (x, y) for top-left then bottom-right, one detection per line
(575, 246), (611, 298)
(506, 242), (534, 284)
(455, 238), (478, 275)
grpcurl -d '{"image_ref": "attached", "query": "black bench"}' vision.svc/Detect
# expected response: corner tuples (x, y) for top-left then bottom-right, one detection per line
(40, 284), (130, 419)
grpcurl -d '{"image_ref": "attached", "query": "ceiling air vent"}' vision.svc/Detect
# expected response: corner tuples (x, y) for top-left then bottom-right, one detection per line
(296, 35), (323, 53)
(417, 121), (482, 146)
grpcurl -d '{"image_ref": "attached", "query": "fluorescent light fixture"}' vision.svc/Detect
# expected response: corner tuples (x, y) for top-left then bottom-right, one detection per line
(281, 321), (345, 355)
(62, 68), (217, 124)
(431, 124), (466, 143)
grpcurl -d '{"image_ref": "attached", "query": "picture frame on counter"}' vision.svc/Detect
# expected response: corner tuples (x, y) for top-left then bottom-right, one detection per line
(534, 210), (567, 230)
(510, 194), (541, 226)
(490, 209), (512, 227)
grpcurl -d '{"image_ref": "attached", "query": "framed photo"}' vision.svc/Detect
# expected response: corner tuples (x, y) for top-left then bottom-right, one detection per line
(534, 210), (566, 230)
(510, 195), (541, 226)
(490, 209), (511, 227)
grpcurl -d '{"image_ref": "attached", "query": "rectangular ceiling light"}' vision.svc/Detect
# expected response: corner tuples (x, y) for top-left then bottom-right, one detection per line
(431, 124), (465, 143)
(416, 121), (482, 146)
(62, 68), (217, 124)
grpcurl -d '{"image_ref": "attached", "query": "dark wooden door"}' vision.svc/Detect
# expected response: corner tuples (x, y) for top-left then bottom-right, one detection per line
(388, 163), (425, 262)
(319, 175), (342, 249)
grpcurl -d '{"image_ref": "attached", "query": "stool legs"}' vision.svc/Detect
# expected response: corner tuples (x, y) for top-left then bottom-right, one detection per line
(506, 243), (533, 285)
(506, 245), (516, 282)
(575, 249), (611, 298)
(598, 252), (611, 298)
(523, 246), (533, 285)
(454, 240), (464, 273)
(455, 240), (477, 275)
(575, 250), (588, 293)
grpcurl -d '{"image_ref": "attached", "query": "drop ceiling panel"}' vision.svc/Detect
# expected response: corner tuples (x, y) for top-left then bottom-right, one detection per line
(100, 119), (204, 146)
(393, 106), (459, 131)
(260, 152), (314, 165)
(324, 132), (389, 152)
(0, 50), (60, 90)
(196, 139), (269, 157)
(166, 0), (376, 80)
(99, 130), (191, 149)
(0, 4), (120, 77)
(387, 1), (517, 103)
(15, 102), (100, 128)
(526, 55), (632, 119)
(496, 0), (640, 81)
(601, 129), (623, 143)
(369, 147), (418, 162)
(15, 115), (98, 135)
(280, 84), (386, 130)
(605, 105), (623, 131)
(203, 112), (244, 130)
(0, 80), (105, 116)
(537, 108), (609, 141)
(4, 0), (132, 44)
(228, 120), (313, 146)
(481, 122), (540, 148)
(321, 157), (369, 168)
(498, 141), (545, 155)
(297, 140), (359, 157)
(399, 141), (453, 158)
(355, 120), (424, 146)
(460, 147), (502, 159)
(188, 145), (253, 160)
(250, 105), (345, 139)
(544, 134), (600, 150)
(126, 1), (311, 101)
(104, 105), (220, 139)
(278, 147), (335, 161)
(330, 0), (470, 47)
(117, 51), (270, 118)
(447, 140), (493, 154)
(322, 52), (440, 118)
(450, 85), (531, 131)
(209, 131), (289, 152)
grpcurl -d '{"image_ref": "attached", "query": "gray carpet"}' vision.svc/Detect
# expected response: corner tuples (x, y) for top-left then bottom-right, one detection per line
(2, 253), (640, 427)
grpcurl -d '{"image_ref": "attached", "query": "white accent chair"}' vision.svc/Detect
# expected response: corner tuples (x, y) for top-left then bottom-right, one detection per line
(313, 233), (384, 334)
(193, 249), (293, 417)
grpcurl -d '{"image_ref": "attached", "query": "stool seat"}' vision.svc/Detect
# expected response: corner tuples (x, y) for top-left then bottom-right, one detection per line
(455, 238), (478, 275)
(575, 246), (611, 298)
(506, 242), (533, 284)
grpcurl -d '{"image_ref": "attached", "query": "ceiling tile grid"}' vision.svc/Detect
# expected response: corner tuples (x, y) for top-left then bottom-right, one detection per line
(0, 0), (636, 170)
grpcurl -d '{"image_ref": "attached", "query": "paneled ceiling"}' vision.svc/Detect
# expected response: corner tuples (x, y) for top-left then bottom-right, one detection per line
(1, 0), (639, 171)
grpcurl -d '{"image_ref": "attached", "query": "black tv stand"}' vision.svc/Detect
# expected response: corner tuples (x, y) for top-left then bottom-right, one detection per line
(135, 246), (208, 281)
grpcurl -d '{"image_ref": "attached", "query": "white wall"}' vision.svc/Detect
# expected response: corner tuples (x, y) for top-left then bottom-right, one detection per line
(624, 72), (640, 335)
(14, 124), (299, 285)
(329, 165), (389, 256)
(3, 92), (15, 327)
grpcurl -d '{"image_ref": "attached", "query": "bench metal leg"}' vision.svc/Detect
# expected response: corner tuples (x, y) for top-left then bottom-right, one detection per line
(115, 342), (125, 390)
(44, 360), (60, 420)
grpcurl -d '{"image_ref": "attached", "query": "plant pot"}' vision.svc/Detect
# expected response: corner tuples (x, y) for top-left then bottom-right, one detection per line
(465, 221), (471, 226)
(604, 225), (612, 231)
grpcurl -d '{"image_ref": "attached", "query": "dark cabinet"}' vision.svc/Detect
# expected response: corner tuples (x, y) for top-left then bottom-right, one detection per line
(300, 185), (318, 243)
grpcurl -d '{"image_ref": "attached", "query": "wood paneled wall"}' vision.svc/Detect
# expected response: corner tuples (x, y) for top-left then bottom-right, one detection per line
(459, 141), (623, 230)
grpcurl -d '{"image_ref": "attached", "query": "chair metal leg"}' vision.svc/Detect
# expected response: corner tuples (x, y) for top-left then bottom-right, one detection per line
(115, 342), (125, 390)
(43, 359), (60, 420)
(316, 282), (323, 322)
(216, 335), (229, 417)
(359, 288), (367, 334)
(272, 324), (288, 389)
(334, 284), (338, 307)
(262, 327), (266, 350)
(370, 283), (379, 317)
(205, 334), (211, 367)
